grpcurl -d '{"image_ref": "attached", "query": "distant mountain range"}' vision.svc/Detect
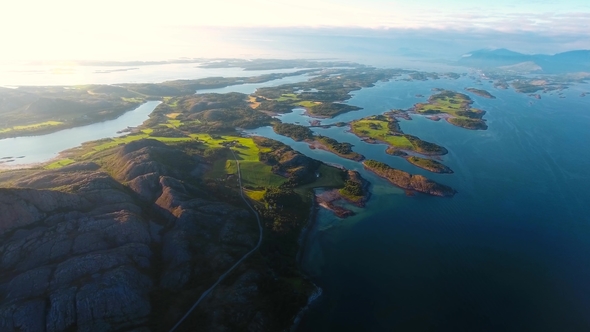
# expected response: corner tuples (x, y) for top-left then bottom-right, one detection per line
(458, 48), (590, 73)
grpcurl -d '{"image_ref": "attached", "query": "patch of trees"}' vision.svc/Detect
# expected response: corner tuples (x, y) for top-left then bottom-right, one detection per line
(148, 126), (188, 138)
(448, 117), (488, 130)
(317, 135), (353, 154)
(180, 93), (250, 112)
(404, 134), (447, 154)
(273, 123), (313, 141)
(308, 103), (361, 117)
(257, 100), (296, 113)
(340, 180), (363, 197)
(181, 108), (272, 133)
(455, 109), (485, 119)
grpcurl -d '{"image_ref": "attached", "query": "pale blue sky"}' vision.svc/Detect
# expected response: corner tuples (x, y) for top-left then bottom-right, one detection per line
(1, 0), (588, 61)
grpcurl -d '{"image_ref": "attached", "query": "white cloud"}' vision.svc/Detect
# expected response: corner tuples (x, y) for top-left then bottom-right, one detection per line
(0, 0), (587, 61)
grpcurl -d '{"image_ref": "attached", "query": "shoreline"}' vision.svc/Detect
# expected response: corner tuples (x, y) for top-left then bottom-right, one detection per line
(291, 172), (371, 329)
(292, 191), (323, 331)
(0, 101), (145, 140)
(363, 160), (457, 197)
(307, 139), (365, 161)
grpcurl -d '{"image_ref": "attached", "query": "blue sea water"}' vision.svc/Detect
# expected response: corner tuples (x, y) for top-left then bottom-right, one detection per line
(248, 76), (590, 331)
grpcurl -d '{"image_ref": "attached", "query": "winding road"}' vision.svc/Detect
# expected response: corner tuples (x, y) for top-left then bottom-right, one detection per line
(169, 149), (263, 332)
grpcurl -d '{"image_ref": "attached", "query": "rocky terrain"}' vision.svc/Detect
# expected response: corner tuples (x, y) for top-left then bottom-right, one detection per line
(0, 139), (300, 331)
(363, 160), (456, 197)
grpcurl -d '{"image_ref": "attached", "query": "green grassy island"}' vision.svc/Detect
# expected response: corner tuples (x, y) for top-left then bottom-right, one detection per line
(407, 156), (453, 173)
(363, 160), (456, 197)
(465, 87), (496, 99)
(350, 115), (447, 156)
(412, 90), (488, 130)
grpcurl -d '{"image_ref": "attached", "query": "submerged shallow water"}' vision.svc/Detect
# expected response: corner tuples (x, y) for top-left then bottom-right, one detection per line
(248, 77), (590, 331)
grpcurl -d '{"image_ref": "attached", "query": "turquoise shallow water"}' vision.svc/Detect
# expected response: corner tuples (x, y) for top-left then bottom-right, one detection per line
(248, 77), (590, 331)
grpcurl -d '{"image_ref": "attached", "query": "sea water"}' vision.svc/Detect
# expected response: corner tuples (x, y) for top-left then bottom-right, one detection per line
(248, 76), (590, 331)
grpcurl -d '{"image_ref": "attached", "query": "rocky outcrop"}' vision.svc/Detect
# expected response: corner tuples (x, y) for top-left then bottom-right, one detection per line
(0, 139), (263, 331)
(0, 176), (154, 331)
(256, 137), (321, 186)
(363, 160), (456, 197)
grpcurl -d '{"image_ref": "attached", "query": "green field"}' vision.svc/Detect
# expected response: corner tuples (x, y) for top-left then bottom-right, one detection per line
(166, 119), (183, 128)
(415, 101), (463, 116)
(1, 121), (64, 134)
(195, 134), (287, 188)
(350, 118), (413, 149)
(81, 134), (197, 158)
(44, 158), (75, 169)
(295, 164), (345, 191)
(296, 100), (319, 108)
(414, 90), (486, 122)
(245, 189), (266, 201)
(276, 93), (299, 101)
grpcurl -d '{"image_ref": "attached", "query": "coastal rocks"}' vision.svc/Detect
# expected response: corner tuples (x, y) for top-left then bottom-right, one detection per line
(406, 156), (454, 174)
(386, 147), (409, 157)
(316, 189), (355, 218)
(363, 160), (456, 197)
(315, 170), (370, 218)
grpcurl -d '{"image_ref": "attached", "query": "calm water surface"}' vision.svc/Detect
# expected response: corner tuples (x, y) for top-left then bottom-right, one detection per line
(0, 63), (309, 86)
(0, 101), (161, 165)
(248, 77), (590, 331)
(196, 73), (314, 94)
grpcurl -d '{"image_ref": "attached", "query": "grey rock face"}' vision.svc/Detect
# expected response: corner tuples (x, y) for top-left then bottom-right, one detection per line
(0, 171), (156, 331)
(0, 139), (262, 331)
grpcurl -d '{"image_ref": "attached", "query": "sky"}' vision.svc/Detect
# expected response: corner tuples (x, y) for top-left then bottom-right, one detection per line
(1, 0), (589, 61)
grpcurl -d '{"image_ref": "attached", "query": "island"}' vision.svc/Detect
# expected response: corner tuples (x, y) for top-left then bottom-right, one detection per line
(465, 87), (496, 99)
(363, 160), (456, 197)
(411, 90), (488, 130)
(407, 156), (453, 173)
(350, 114), (448, 156)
